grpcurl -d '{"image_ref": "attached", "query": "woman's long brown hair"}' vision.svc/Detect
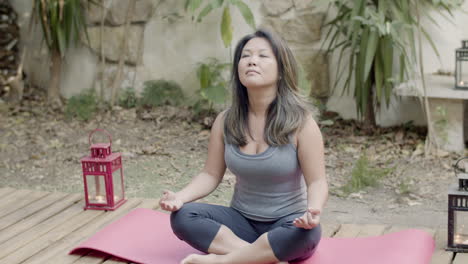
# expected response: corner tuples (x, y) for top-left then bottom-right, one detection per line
(224, 28), (312, 146)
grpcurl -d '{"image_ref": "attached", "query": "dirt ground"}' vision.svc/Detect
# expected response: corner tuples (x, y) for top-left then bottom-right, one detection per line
(0, 97), (464, 229)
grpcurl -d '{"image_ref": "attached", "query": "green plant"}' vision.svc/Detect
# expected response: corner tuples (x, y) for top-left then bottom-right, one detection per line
(341, 154), (393, 195)
(323, 0), (463, 128)
(139, 80), (185, 107)
(397, 178), (412, 196)
(185, 0), (256, 47)
(195, 58), (230, 113)
(118, 87), (138, 109)
(434, 105), (449, 143)
(33, 0), (96, 105)
(65, 89), (97, 121)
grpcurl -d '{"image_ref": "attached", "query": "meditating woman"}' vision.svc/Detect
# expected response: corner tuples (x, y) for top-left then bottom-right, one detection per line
(159, 28), (328, 264)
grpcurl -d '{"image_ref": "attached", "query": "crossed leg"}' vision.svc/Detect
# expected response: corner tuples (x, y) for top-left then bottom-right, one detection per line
(170, 203), (318, 264)
(181, 226), (286, 264)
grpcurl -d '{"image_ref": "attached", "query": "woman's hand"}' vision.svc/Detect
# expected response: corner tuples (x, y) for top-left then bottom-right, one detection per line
(293, 208), (320, 229)
(159, 190), (184, 212)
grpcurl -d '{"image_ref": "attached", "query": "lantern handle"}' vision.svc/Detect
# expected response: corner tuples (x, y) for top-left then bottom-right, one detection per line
(88, 129), (112, 147)
(453, 157), (468, 177)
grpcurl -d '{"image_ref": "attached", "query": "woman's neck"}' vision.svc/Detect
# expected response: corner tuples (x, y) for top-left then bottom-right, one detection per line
(247, 87), (277, 117)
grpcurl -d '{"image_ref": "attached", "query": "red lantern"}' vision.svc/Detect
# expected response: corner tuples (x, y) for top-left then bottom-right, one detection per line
(81, 129), (126, 210)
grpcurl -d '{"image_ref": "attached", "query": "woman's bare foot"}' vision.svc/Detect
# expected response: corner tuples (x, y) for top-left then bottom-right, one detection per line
(181, 253), (223, 264)
(180, 254), (288, 264)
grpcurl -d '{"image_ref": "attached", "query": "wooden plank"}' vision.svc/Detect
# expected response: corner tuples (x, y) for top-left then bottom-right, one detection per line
(0, 192), (68, 231)
(357, 224), (387, 237)
(0, 189), (33, 217)
(22, 199), (145, 264)
(384, 225), (435, 236)
(73, 251), (108, 264)
(384, 225), (409, 234)
(0, 193), (82, 245)
(453, 253), (468, 264)
(0, 187), (17, 198)
(0, 195), (88, 260)
(321, 223), (340, 238)
(0, 190), (49, 219)
(102, 257), (129, 264)
(70, 199), (161, 264)
(430, 228), (453, 264)
(333, 224), (363, 238)
(0, 204), (105, 263)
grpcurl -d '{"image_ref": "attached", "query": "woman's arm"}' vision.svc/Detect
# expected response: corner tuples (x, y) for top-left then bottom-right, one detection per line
(160, 111), (227, 210)
(293, 114), (328, 228)
(298, 114), (328, 211)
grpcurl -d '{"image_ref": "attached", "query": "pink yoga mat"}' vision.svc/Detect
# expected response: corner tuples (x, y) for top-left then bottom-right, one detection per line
(70, 208), (435, 264)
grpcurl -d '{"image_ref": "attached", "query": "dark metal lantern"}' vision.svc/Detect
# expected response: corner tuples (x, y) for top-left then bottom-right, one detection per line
(455, 40), (468, 89)
(447, 157), (468, 252)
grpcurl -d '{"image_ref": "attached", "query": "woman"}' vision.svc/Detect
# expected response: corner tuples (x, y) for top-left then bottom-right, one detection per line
(159, 28), (328, 264)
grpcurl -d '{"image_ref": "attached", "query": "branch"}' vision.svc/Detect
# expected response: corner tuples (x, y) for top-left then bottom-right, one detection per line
(415, 1), (439, 156)
(110, 0), (135, 106)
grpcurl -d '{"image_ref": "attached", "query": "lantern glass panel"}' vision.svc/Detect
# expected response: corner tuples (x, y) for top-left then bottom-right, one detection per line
(456, 59), (468, 88)
(455, 211), (468, 245)
(112, 168), (124, 201)
(86, 175), (107, 204)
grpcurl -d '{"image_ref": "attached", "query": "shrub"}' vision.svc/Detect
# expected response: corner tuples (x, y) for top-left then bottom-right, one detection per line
(341, 154), (393, 195)
(118, 87), (138, 109)
(139, 80), (184, 107)
(65, 89), (97, 121)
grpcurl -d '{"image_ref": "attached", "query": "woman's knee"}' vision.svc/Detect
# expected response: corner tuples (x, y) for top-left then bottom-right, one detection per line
(269, 224), (322, 262)
(170, 203), (199, 235)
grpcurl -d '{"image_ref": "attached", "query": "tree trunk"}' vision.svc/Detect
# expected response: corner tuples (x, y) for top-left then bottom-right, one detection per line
(48, 49), (62, 106)
(363, 66), (377, 130)
(363, 84), (376, 129)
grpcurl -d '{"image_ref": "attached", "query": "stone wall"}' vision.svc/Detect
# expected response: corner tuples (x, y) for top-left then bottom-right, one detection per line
(12, 0), (331, 105)
(260, 0), (329, 100)
(71, 0), (332, 102)
(13, 0), (468, 129)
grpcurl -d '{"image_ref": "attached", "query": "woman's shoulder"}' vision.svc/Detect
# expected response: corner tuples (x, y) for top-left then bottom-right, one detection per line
(214, 109), (229, 125)
(297, 112), (321, 138)
(211, 109), (229, 137)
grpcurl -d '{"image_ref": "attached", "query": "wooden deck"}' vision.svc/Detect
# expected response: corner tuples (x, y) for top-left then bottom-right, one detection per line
(0, 187), (466, 264)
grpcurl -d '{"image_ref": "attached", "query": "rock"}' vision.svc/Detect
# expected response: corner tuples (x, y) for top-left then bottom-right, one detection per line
(262, 12), (325, 44)
(262, 0), (294, 16)
(293, 0), (316, 11)
(293, 49), (330, 98)
(107, 0), (154, 26)
(85, 25), (144, 65)
(436, 149), (449, 158)
(87, 0), (153, 25)
(349, 192), (364, 199)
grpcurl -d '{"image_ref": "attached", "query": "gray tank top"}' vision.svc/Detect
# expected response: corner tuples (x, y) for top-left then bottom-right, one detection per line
(224, 141), (307, 221)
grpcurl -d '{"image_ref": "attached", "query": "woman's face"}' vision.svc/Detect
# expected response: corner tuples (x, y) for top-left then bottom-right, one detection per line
(238, 37), (279, 90)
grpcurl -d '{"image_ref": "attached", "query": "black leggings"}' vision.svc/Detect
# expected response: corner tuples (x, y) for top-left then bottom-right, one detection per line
(170, 202), (321, 262)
